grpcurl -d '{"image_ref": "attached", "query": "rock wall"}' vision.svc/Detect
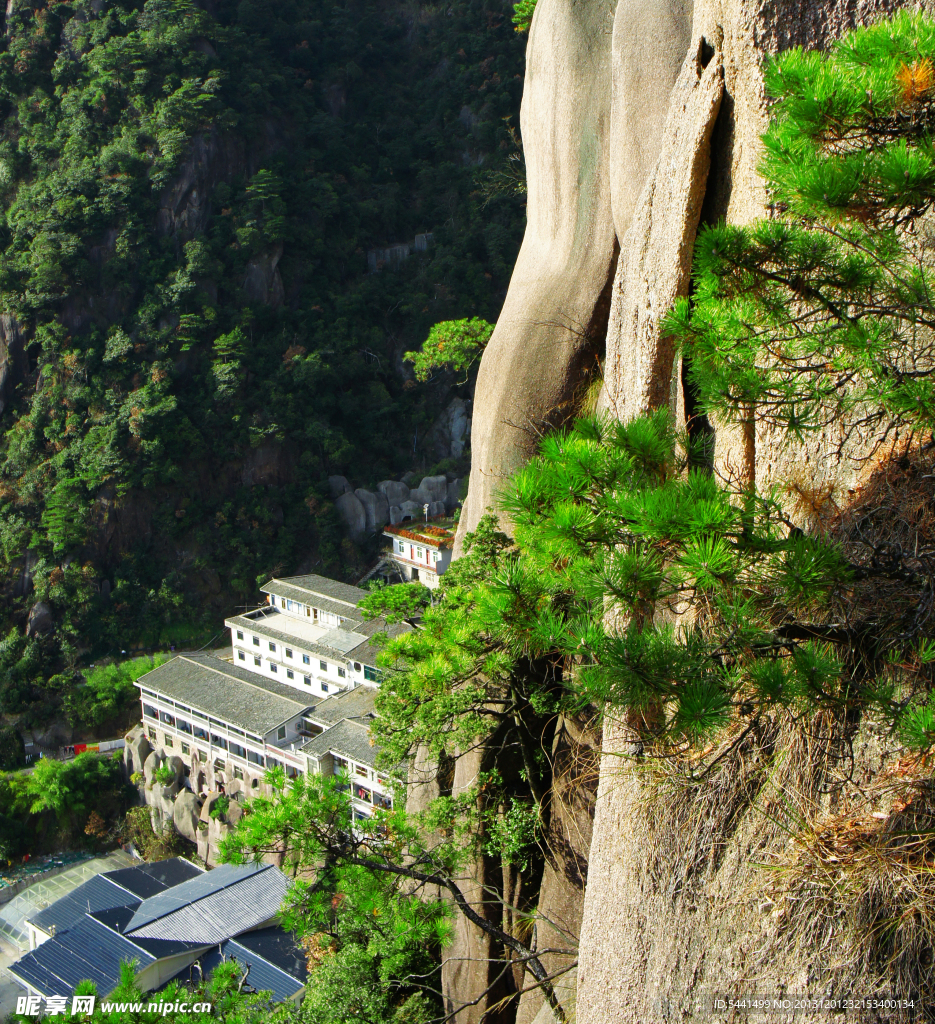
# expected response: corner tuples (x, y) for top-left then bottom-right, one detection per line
(454, 0), (620, 554)
(455, 0), (935, 1020)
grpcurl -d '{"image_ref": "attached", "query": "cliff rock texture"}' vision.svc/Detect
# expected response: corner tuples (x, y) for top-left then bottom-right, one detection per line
(458, 0), (932, 1019)
(455, 0), (619, 554)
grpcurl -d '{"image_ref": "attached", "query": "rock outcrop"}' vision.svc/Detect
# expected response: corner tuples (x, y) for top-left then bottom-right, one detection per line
(454, 0), (620, 553)
(451, 0), (932, 1019)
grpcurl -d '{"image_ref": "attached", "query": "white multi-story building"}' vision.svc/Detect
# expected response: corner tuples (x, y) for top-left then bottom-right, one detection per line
(382, 523), (454, 589)
(224, 575), (401, 697)
(135, 575), (407, 824)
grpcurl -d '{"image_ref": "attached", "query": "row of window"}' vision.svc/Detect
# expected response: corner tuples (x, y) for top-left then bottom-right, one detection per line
(140, 691), (264, 745)
(393, 539), (441, 564)
(148, 727), (282, 769)
(235, 651), (334, 691)
(275, 595), (346, 627)
(235, 631), (350, 677)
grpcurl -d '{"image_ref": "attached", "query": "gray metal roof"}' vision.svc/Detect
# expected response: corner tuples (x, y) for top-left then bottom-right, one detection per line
(105, 857), (203, 900)
(166, 932), (305, 1002)
(302, 718), (378, 768)
(11, 915), (156, 998)
(29, 875), (135, 934)
(261, 574), (368, 614)
(136, 655), (314, 735)
(125, 863), (290, 943)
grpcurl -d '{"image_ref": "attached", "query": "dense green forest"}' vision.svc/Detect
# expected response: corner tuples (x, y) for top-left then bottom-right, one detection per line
(0, 0), (526, 726)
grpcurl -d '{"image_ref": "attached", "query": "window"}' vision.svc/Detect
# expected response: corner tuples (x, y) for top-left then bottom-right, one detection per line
(160, 711), (175, 727)
(238, 651), (245, 662)
(302, 654), (310, 665)
(320, 660), (327, 671)
(148, 727), (157, 742)
(321, 682), (329, 694)
(281, 598), (286, 608)
(269, 641), (276, 652)
(303, 676), (311, 686)
(364, 666), (381, 683)
(252, 636), (260, 646)
(270, 663), (277, 673)
(252, 777), (259, 788)
(306, 606), (311, 617)
(354, 785), (372, 804)
(254, 657), (261, 666)
(416, 547), (423, 558)
(143, 704), (158, 719)
(354, 662), (361, 672)
(248, 749), (265, 766)
(214, 759), (225, 771)
(236, 630), (244, 640)
(285, 648), (293, 659)
(234, 765), (243, 780)
(338, 667), (346, 679)
(286, 600), (293, 611)
(177, 719), (192, 734)
(181, 742), (190, 755)
(355, 764), (368, 778)
(198, 750), (207, 762)
(211, 734), (228, 751)
(165, 735), (173, 748)
(277, 725), (286, 740)
(194, 725), (208, 740)
(286, 669), (294, 680)
(230, 742), (246, 759)
(396, 540), (403, 553)
(333, 756), (348, 773)
(374, 792), (392, 809)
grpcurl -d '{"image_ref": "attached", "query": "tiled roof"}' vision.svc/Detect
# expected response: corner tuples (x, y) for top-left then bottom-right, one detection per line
(302, 718), (378, 768)
(261, 574), (368, 611)
(306, 685), (377, 727)
(125, 863), (289, 943)
(137, 654), (315, 735)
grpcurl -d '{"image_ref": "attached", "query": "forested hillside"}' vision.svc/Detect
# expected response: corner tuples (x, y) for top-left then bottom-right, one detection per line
(0, 0), (526, 724)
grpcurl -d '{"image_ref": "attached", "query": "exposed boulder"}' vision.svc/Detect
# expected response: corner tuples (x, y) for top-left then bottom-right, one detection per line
(408, 486), (434, 508)
(26, 602), (53, 636)
(142, 749), (163, 784)
(454, 0), (619, 555)
(599, 37), (723, 422)
(355, 488), (389, 532)
(377, 480), (411, 505)
(429, 501), (446, 518)
(0, 313), (24, 417)
(156, 130), (246, 241)
(398, 500), (421, 521)
(173, 788), (201, 843)
(123, 726), (152, 779)
(242, 243), (284, 308)
(417, 475), (448, 503)
(429, 398), (473, 459)
(388, 505), (404, 525)
(241, 442), (288, 487)
(445, 478), (463, 512)
(334, 490), (366, 540)
(329, 475), (352, 497)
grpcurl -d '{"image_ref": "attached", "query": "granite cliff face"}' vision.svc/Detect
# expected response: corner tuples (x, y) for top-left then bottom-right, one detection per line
(453, 0), (931, 1019)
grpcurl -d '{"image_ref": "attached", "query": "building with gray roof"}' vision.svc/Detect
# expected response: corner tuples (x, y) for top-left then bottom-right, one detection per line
(10, 862), (305, 1004)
